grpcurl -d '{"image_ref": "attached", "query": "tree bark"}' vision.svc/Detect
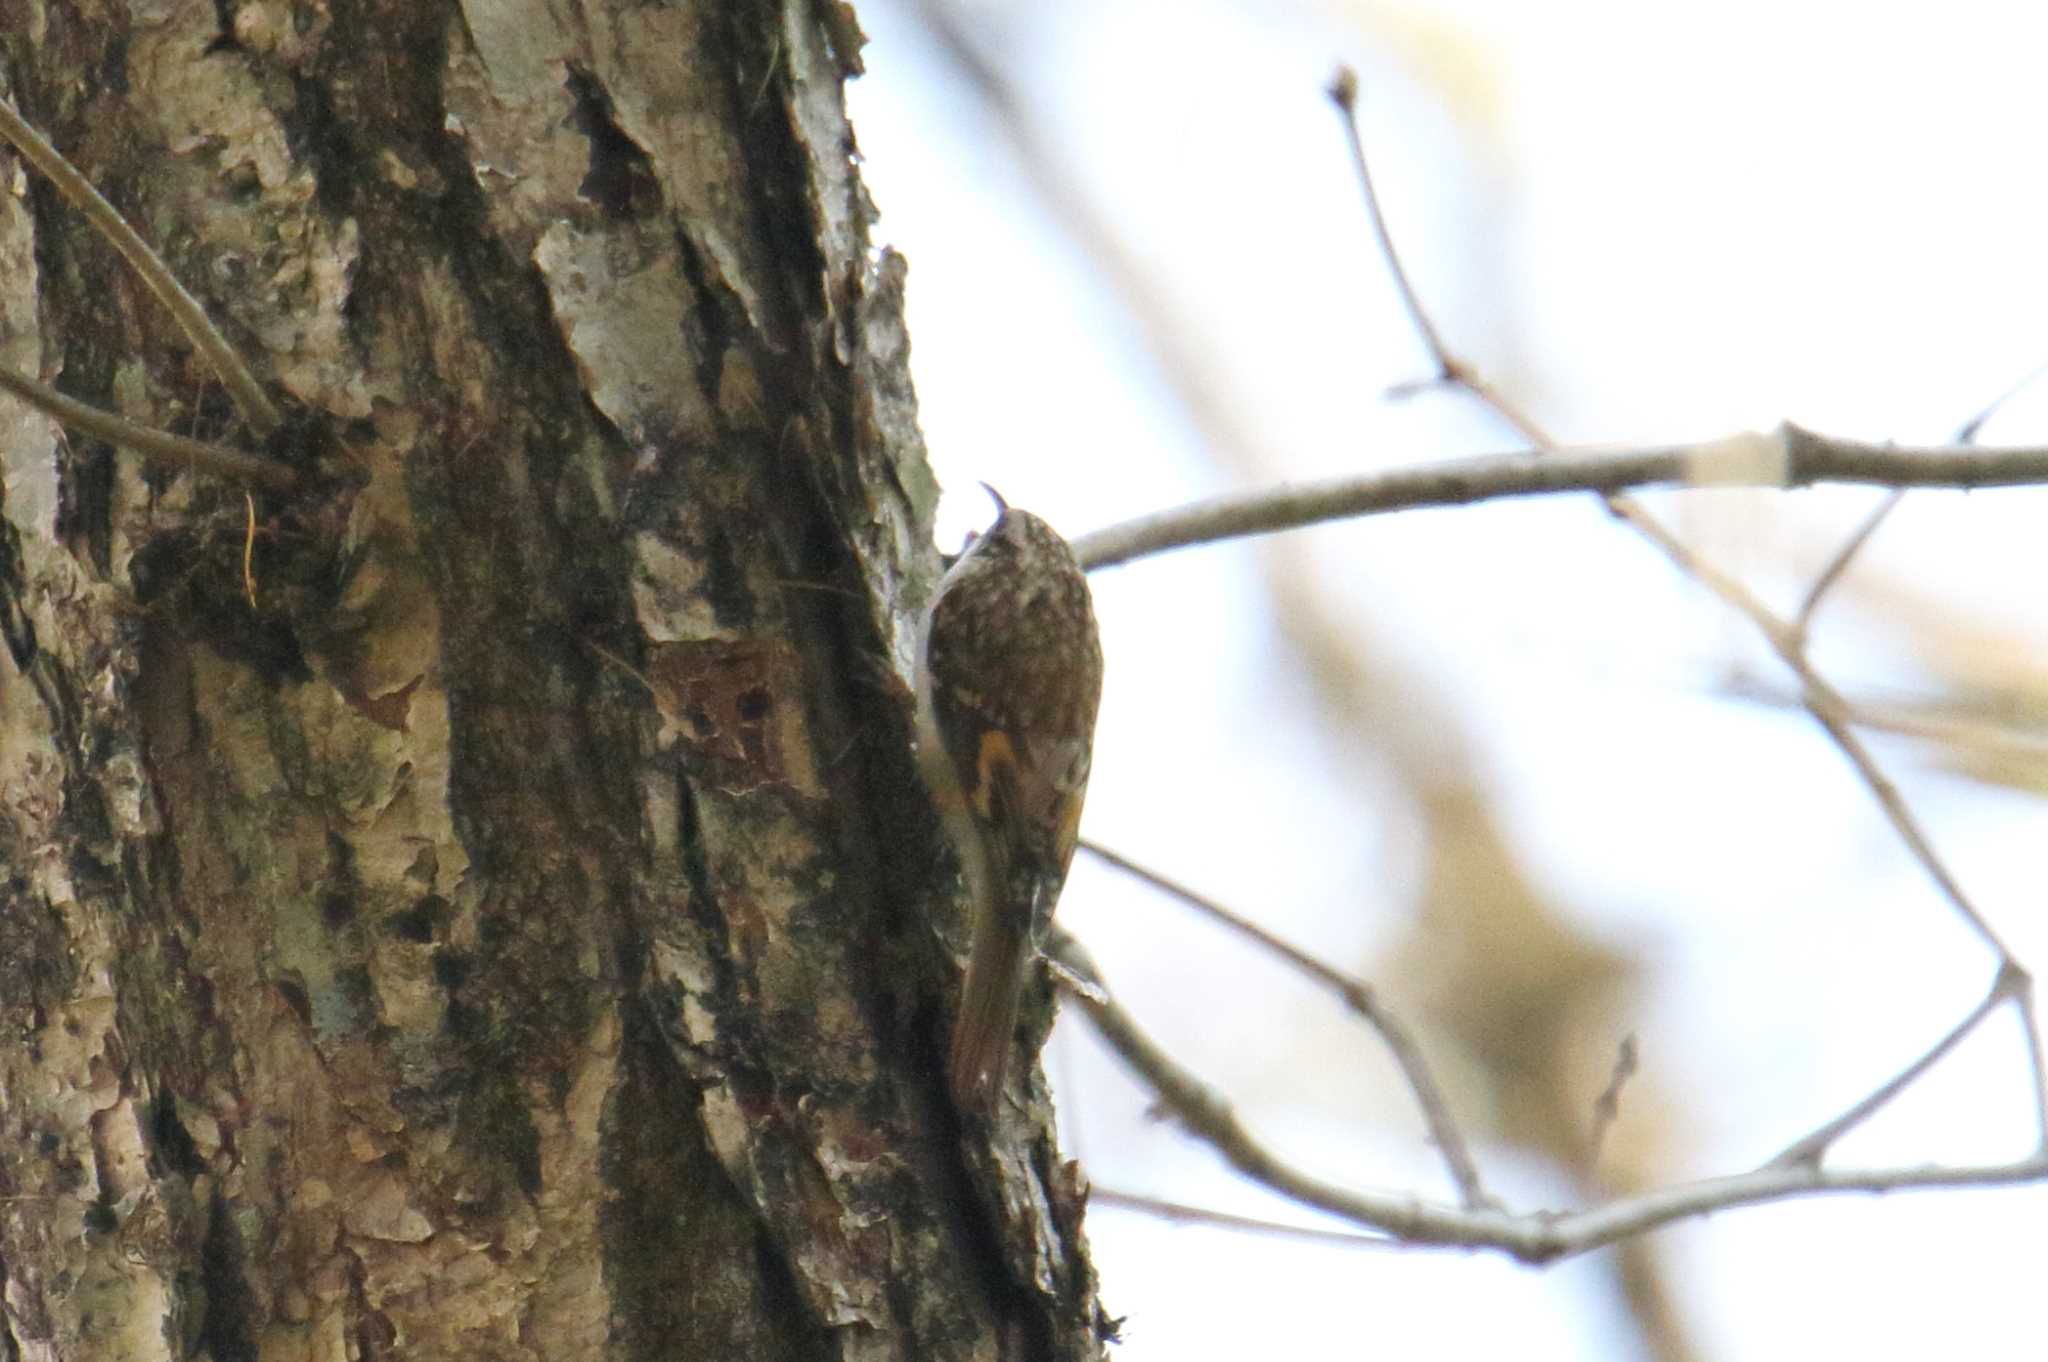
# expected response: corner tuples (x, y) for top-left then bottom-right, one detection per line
(0, 3), (1106, 1357)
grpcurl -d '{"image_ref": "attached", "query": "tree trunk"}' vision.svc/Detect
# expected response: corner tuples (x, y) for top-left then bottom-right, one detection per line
(0, 3), (1106, 1357)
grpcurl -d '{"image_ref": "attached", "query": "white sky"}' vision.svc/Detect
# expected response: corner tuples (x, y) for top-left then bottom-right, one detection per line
(848, 2), (2048, 1357)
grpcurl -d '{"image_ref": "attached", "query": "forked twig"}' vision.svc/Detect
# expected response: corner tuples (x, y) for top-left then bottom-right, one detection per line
(0, 94), (306, 492)
(1768, 967), (2021, 1168)
(0, 363), (299, 491)
(0, 97), (281, 436)
(1622, 510), (2017, 958)
(1325, 66), (2047, 1149)
(1081, 840), (1489, 1208)
(1052, 928), (2048, 1263)
(1791, 368), (2039, 635)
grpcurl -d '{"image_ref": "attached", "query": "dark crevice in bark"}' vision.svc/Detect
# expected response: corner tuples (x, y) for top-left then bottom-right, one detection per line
(935, 1108), (1053, 1356)
(565, 66), (663, 222)
(149, 1091), (205, 1178)
(285, 73), (365, 223)
(603, 1000), (835, 1361)
(89, 31), (131, 100)
(454, 1068), (544, 1201)
(0, 1260), (18, 1362)
(747, 1223), (837, 1362)
(0, 875), (72, 1019)
(0, 516), (42, 672)
(347, 1248), (393, 1360)
(319, 828), (361, 928)
(712, 0), (830, 351)
(196, 1190), (259, 1362)
(387, 892), (449, 943)
(671, 777), (716, 942)
(201, 3), (238, 55)
(130, 525), (314, 684)
(666, 225), (736, 421)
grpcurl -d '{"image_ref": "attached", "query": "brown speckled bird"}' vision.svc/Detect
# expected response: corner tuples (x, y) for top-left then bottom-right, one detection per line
(917, 490), (1103, 1113)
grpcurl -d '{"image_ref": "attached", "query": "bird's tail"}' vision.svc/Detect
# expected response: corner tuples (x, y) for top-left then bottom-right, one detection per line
(947, 896), (1032, 1114)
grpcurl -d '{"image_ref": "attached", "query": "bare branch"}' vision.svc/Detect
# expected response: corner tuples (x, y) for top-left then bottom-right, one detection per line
(0, 97), (282, 436)
(0, 363), (300, 491)
(1081, 839), (1489, 1209)
(1073, 427), (2048, 570)
(1051, 928), (2048, 1264)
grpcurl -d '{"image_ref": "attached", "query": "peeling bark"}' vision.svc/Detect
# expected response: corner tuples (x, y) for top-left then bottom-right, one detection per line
(0, 3), (1106, 1357)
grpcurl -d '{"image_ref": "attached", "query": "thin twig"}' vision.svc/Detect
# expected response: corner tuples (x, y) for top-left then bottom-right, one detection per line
(0, 97), (281, 435)
(1090, 1187), (1396, 1249)
(1072, 428), (2048, 570)
(1955, 363), (2048, 445)
(1644, 470), (2048, 1128)
(0, 363), (299, 491)
(1625, 508), (2015, 958)
(2020, 979), (2048, 1149)
(1795, 365), (2044, 642)
(1768, 967), (2018, 1168)
(1717, 672), (2048, 768)
(1326, 70), (1452, 381)
(1793, 489), (1902, 636)
(1081, 839), (1489, 1209)
(1588, 1033), (1639, 1167)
